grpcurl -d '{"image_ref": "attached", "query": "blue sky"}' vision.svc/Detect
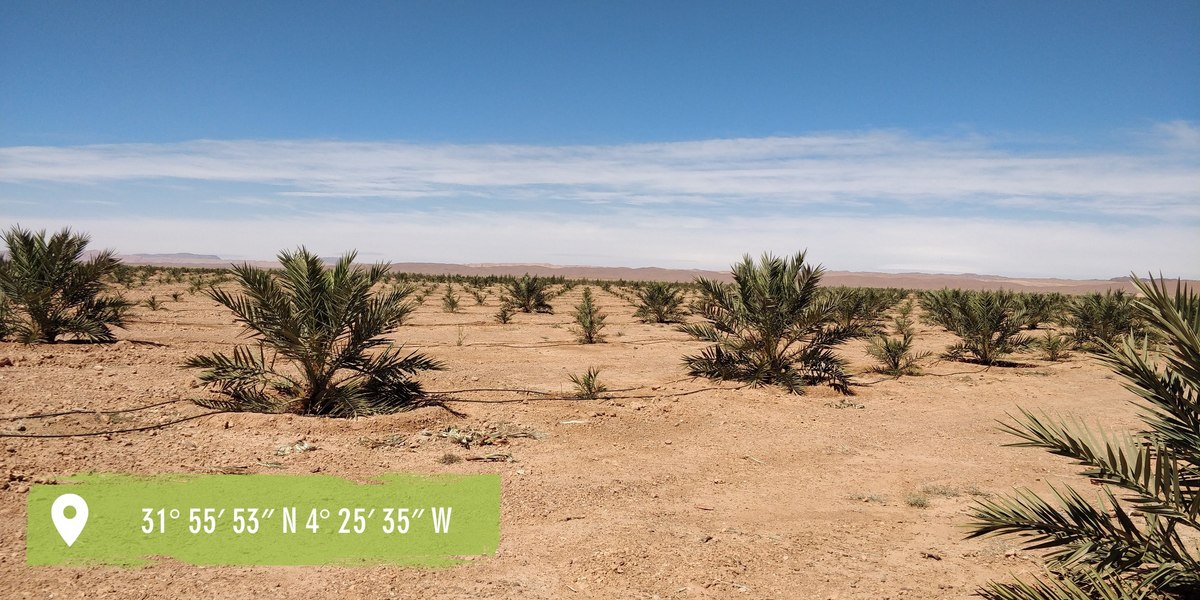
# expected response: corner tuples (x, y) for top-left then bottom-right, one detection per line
(2, 1), (1198, 277)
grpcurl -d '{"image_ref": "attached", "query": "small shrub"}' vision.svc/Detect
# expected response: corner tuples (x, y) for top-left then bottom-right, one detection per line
(170, 291), (183, 302)
(825, 398), (864, 409)
(143, 296), (164, 311)
(568, 367), (608, 399)
(848, 493), (886, 503)
(905, 494), (930, 508)
(571, 287), (606, 344)
(919, 484), (960, 498)
(0, 226), (131, 343)
(470, 288), (488, 305)
(633, 281), (688, 324)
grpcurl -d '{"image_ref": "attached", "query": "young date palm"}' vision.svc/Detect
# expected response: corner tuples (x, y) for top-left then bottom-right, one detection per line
(441, 283), (461, 313)
(633, 281), (688, 324)
(0, 226), (130, 343)
(680, 251), (858, 394)
(502, 274), (553, 314)
(923, 289), (1033, 365)
(1066, 290), (1141, 350)
(185, 248), (443, 417)
(568, 367), (608, 399)
(571, 287), (606, 344)
(1017, 292), (1067, 330)
(918, 287), (970, 331)
(866, 302), (930, 376)
(967, 275), (1199, 598)
(826, 286), (906, 334)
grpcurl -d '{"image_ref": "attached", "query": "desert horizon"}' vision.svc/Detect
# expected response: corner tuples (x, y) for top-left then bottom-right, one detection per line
(114, 251), (1193, 294)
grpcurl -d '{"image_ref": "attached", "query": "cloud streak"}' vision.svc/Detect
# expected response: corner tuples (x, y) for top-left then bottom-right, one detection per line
(2, 125), (1198, 278)
(2, 126), (1198, 218)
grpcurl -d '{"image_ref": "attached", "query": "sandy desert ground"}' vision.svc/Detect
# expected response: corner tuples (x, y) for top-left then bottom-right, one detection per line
(0, 278), (1150, 599)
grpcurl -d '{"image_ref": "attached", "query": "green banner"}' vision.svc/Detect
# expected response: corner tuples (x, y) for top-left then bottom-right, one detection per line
(26, 473), (500, 566)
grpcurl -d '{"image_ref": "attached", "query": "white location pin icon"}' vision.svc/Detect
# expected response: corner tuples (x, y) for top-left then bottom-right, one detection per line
(51, 493), (89, 547)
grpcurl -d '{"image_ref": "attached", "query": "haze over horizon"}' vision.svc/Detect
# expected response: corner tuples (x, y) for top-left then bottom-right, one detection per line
(2, 2), (1198, 278)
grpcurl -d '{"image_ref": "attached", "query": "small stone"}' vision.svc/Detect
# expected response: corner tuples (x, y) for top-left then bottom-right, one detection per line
(0, 358), (12, 368)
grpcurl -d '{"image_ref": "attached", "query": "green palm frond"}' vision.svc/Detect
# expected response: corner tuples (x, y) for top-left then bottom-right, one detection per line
(978, 568), (1171, 600)
(967, 274), (1200, 598)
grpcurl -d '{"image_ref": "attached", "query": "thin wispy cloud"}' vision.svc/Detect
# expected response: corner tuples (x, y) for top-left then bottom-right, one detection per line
(1, 125), (1197, 278)
(2, 126), (1198, 218)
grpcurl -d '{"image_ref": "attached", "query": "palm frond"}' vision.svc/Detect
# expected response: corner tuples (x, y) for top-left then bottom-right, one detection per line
(968, 274), (1200, 596)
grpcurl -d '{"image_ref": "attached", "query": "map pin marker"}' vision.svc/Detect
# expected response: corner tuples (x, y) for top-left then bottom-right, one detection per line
(51, 493), (88, 547)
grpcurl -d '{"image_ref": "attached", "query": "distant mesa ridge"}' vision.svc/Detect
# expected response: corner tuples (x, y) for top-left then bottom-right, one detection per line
(109, 253), (1186, 293)
(122, 252), (222, 261)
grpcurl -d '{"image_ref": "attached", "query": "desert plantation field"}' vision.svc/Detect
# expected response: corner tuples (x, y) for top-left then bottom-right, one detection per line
(0, 271), (1159, 599)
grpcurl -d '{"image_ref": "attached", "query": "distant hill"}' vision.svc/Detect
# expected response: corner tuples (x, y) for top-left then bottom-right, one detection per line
(112, 255), (1193, 294)
(120, 252), (223, 263)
